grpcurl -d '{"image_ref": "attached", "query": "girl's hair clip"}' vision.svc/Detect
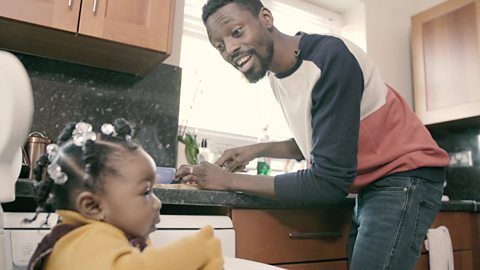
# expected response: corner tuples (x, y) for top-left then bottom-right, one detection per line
(46, 143), (60, 162)
(45, 121), (96, 185)
(47, 163), (68, 185)
(101, 123), (117, 136)
(46, 143), (68, 184)
(72, 122), (97, 147)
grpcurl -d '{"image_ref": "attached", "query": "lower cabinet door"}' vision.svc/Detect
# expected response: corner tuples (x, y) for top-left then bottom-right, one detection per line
(415, 250), (473, 270)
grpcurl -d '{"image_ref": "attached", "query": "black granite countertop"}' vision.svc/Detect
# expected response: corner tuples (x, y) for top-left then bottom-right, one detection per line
(152, 185), (479, 212)
(11, 179), (480, 212)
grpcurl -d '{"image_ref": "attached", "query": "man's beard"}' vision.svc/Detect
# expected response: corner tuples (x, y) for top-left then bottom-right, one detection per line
(243, 40), (274, 84)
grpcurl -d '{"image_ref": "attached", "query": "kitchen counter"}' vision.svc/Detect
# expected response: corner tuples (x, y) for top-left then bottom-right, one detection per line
(152, 185), (479, 212)
(10, 179), (480, 212)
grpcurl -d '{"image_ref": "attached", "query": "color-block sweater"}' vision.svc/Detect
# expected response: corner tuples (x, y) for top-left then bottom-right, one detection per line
(269, 33), (449, 204)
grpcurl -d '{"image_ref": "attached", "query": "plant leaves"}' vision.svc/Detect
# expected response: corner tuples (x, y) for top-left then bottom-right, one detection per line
(178, 132), (199, 165)
(177, 135), (186, 144)
(185, 145), (199, 165)
(184, 133), (197, 146)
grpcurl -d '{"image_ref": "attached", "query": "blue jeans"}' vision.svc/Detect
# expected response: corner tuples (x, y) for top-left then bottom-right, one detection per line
(348, 175), (444, 270)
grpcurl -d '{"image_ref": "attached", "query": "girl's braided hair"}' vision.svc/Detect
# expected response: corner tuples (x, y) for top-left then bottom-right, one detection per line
(26, 118), (139, 223)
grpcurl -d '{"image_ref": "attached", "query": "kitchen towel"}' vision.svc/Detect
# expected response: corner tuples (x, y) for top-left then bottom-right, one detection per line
(424, 225), (454, 270)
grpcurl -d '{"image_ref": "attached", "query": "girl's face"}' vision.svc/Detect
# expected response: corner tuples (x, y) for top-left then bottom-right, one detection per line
(99, 148), (161, 239)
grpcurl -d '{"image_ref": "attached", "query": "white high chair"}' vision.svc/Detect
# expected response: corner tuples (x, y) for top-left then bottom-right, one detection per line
(0, 51), (34, 270)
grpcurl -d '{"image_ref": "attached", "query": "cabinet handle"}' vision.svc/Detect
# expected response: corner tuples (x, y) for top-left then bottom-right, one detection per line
(92, 0), (98, 14)
(289, 232), (342, 239)
(67, 0), (73, 8)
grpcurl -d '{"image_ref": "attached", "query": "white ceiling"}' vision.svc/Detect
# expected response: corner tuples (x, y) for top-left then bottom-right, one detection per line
(303, 0), (363, 13)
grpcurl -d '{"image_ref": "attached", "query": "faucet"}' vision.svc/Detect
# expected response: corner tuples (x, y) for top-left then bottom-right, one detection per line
(0, 50), (34, 269)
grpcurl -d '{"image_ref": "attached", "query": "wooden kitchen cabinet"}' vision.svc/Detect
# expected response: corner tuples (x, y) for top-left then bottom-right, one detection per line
(79, 0), (173, 52)
(0, 0), (175, 75)
(414, 211), (478, 270)
(232, 209), (479, 270)
(411, 0), (480, 126)
(231, 208), (352, 268)
(279, 260), (348, 270)
(416, 251), (474, 270)
(0, 0), (80, 32)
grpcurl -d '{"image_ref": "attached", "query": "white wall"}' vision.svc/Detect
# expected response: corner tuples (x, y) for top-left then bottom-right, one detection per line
(169, 0), (449, 105)
(341, 2), (366, 52)
(361, 0), (446, 108)
(163, 0), (185, 67)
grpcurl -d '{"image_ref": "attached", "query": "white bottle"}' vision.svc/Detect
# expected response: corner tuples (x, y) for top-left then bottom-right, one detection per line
(197, 138), (213, 163)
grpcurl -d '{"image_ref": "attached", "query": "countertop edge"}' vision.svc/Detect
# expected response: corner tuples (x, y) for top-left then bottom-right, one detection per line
(10, 179), (480, 212)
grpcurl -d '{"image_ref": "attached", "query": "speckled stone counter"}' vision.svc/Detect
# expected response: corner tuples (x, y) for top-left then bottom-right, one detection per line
(155, 188), (355, 209)
(430, 126), (480, 201)
(9, 179), (480, 212)
(153, 186), (479, 212)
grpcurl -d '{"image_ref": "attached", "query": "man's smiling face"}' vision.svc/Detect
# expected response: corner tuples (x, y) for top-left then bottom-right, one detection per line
(205, 3), (274, 83)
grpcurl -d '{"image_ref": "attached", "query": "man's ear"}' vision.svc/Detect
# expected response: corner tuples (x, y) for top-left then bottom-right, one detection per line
(259, 7), (274, 30)
(75, 191), (104, 221)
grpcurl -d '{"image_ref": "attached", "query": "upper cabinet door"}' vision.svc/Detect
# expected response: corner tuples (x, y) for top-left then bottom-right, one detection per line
(0, 0), (80, 32)
(411, 0), (480, 125)
(78, 0), (175, 53)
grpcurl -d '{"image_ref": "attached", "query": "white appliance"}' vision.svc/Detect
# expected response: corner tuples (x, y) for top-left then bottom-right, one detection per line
(2, 212), (285, 270)
(150, 214), (235, 257)
(2, 213), (57, 270)
(0, 51), (34, 270)
(2, 212), (235, 270)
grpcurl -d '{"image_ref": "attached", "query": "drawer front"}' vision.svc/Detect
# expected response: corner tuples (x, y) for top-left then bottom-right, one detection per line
(232, 209), (352, 264)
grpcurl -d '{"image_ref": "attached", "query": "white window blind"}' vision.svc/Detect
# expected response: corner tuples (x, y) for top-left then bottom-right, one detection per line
(179, 0), (341, 139)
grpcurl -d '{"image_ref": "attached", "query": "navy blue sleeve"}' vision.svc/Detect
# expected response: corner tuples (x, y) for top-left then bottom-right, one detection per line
(274, 36), (364, 204)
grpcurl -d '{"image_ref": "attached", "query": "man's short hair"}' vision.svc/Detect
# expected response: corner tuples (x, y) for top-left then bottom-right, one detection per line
(202, 0), (264, 23)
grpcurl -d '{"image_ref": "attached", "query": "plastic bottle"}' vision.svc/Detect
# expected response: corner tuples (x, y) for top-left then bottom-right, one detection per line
(197, 138), (213, 163)
(256, 126), (271, 175)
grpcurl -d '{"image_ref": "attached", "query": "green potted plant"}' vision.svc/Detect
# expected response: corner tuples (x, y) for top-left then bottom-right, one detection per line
(177, 132), (199, 165)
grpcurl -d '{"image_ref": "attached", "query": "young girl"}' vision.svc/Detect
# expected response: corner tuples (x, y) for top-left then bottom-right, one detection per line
(27, 118), (223, 270)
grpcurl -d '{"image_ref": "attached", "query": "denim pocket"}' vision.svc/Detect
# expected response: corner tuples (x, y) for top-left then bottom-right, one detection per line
(410, 200), (441, 254)
(369, 176), (410, 192)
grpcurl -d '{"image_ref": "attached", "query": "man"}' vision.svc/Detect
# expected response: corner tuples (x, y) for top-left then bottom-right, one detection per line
(176, 0), (449, 269)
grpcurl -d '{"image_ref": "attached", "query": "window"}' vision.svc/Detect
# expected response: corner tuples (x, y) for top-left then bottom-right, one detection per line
(179, 0), (342, 140)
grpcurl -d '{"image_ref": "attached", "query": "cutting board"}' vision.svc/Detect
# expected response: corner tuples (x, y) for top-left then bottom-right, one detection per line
(154, 183), (200, 190)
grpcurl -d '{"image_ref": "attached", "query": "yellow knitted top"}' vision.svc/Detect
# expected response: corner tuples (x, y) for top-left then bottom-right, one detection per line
(43, 210), (224, 270)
